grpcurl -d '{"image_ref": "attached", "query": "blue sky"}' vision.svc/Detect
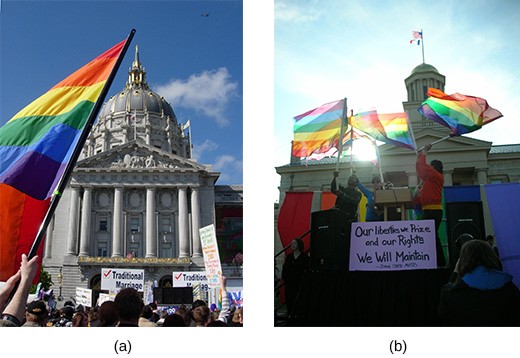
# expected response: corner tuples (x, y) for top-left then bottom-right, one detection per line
(0, 0), (243, 185)
(274, 0), (520, 203)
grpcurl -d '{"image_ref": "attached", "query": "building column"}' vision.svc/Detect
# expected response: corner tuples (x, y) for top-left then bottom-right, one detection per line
(145, 187), (157, 258)
(44, 216), (54, 259)
(178, 186), (190, 258)
(191, 186), (202, 257)
(66, 186), (81, 255)
(79, 186), (92, 257)
(407, 172), (418, 188)
(112, 186), (124, 258)
(477, 168), (488, 185)
(443, 170), (453, 187)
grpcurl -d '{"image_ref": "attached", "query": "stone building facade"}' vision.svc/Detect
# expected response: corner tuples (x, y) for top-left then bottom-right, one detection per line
(275, 62), (520, 259)
(43, 47), (242, 304)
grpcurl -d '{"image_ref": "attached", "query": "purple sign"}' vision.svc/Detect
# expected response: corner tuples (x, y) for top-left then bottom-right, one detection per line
(349, 220), (437, 271)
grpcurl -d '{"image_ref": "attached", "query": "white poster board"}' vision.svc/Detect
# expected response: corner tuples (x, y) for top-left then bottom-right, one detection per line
(75, 287), (92, 307)
(349, 220), (437, 271)
(101, 268), (145, 292)
(97, 293), (116, 306)
(199, 224), (222, 288)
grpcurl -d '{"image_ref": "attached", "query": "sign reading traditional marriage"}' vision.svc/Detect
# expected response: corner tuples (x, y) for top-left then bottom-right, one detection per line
(199, 224), (222, 288)
(349, 220), (437, 271)
(101, 268), (145, 292)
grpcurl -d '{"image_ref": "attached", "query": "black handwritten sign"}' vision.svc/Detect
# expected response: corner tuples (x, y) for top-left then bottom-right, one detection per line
(349, 220), (437, 271)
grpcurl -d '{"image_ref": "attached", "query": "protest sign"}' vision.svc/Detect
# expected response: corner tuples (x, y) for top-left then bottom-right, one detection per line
(349, 220), (437, 271)
(199, 224), (222, 288)
(75, 287), (92, 307)
(97, 293), (116, 306)
(101, 268), (144, 292)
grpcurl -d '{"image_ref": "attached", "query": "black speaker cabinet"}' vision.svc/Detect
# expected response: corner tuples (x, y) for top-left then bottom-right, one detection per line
(446, 201), (486, 268)
(310, 209), (350, 271)
(153, 287), (193, 305)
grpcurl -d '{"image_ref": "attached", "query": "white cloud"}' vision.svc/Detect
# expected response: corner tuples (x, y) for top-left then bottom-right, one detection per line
(154, 67), (238, 127)
(274, 1), (322, 23)
(191, 139), (219, 162)
(212, 154), (243, 184)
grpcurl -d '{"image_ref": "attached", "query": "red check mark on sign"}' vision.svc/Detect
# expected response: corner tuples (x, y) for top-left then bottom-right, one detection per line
(174, 273), (182, 280)
(103, 270), (112, 278)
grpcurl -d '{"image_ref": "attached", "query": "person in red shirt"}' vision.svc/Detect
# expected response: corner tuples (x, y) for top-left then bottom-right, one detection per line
(416, 143), (446, 267)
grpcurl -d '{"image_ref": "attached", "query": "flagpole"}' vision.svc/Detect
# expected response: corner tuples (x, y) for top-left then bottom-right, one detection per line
(405, 111), (418, 153)
(417, 135), (451, 152)
(26, 29), (136, 260)
(349, 125), (354, 175)
(335, 98), (348, 172)
(421, 28), (425, 64)
(374, 142), (385, 188)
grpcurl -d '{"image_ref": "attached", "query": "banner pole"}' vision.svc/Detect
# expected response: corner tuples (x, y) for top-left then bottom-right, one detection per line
(335, 98), (348, 172)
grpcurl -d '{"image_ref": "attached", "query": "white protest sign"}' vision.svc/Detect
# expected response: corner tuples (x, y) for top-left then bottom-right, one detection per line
(173, 271), (209, 292)
(349, 220), (437, 271)
(101, 268), (144, 292)
(75, 287), (93, 307)
(199, 224), (222, 288)
(97, 293), (116, 306)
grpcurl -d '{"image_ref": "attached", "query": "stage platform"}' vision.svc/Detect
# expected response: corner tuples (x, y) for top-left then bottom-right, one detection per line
(292, 268), (452, 326)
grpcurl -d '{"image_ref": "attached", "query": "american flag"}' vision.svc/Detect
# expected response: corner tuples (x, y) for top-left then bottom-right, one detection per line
(410, 30), (422, 45)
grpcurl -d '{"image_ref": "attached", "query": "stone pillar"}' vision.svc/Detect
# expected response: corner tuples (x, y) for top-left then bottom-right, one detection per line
(477, 168), (488, 185)
(66, 186), (81, 255)
(44, 216), (54, 259)
(145, 187), (157, 258)
(178, 186), (190, 258)
(407, 173), (418, 188)
(79, 186), (92, 257)
(191, 186), (202, 257)
(443, 170), (453, 187)
(112, 186), (124, 258)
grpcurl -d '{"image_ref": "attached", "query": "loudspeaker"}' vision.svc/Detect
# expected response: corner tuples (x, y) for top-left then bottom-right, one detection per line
(154, 287), (193, 304)
(310, 209), (350, 271)
(446, 201), (486, 268)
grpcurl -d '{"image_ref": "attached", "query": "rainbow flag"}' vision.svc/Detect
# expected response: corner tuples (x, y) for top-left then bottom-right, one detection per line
(292, 99), (346, 158)
(349, 110), (416, 150)
(418, 88), (503, 136)
(0, 39), (128, 281)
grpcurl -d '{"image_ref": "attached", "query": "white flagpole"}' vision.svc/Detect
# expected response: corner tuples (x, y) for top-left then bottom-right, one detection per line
(335, 98), (348, 172)
(421, 28), (425, 64)
(349, 124), (354, 175)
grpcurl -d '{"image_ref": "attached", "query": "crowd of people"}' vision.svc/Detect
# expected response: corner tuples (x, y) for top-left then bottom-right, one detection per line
(0, 256), (242, 327)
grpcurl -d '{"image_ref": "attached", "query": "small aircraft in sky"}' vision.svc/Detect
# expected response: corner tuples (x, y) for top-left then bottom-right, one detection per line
(201, 12), (210, 17)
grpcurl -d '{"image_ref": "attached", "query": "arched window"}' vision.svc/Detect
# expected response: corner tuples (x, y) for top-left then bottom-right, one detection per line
(159, 275), (172, 288)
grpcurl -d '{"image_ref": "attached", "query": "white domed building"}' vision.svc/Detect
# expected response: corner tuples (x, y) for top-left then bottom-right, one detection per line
(42, 47), (242, 305)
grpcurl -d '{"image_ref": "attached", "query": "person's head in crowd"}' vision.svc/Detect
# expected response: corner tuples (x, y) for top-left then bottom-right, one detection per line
(175, 305), (192, 326)
(290, 238), (304, 253)
(371, 176), (383, 191)
(162, 314), (187, 327)
(430, 159), (443, 174)
(192, 305), (211, 327)
(72, 311), (88, 327)
(207, 319), (228, 327)
(347, 174), (359, 188)
(98, 301), (119, 327)
(60, 306), (74, 321)
(24, 300), (48, 326)
(191, 299), (207, 311)
(457, 239), (502, 282)
(63, 300), (75, 309)
(231, 306), (243, 326)
(140, 304), (154, 321)
(88, 309), (99, 327)
(114, 288), (144, 326)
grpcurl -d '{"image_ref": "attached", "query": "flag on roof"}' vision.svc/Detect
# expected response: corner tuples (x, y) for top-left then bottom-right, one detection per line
(349, 111), (416, 150)
(0, 38), (129, 282)
(418, 88), (503, 136)
(292, 99), (346, 158)
(410, 30), (422, 45)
